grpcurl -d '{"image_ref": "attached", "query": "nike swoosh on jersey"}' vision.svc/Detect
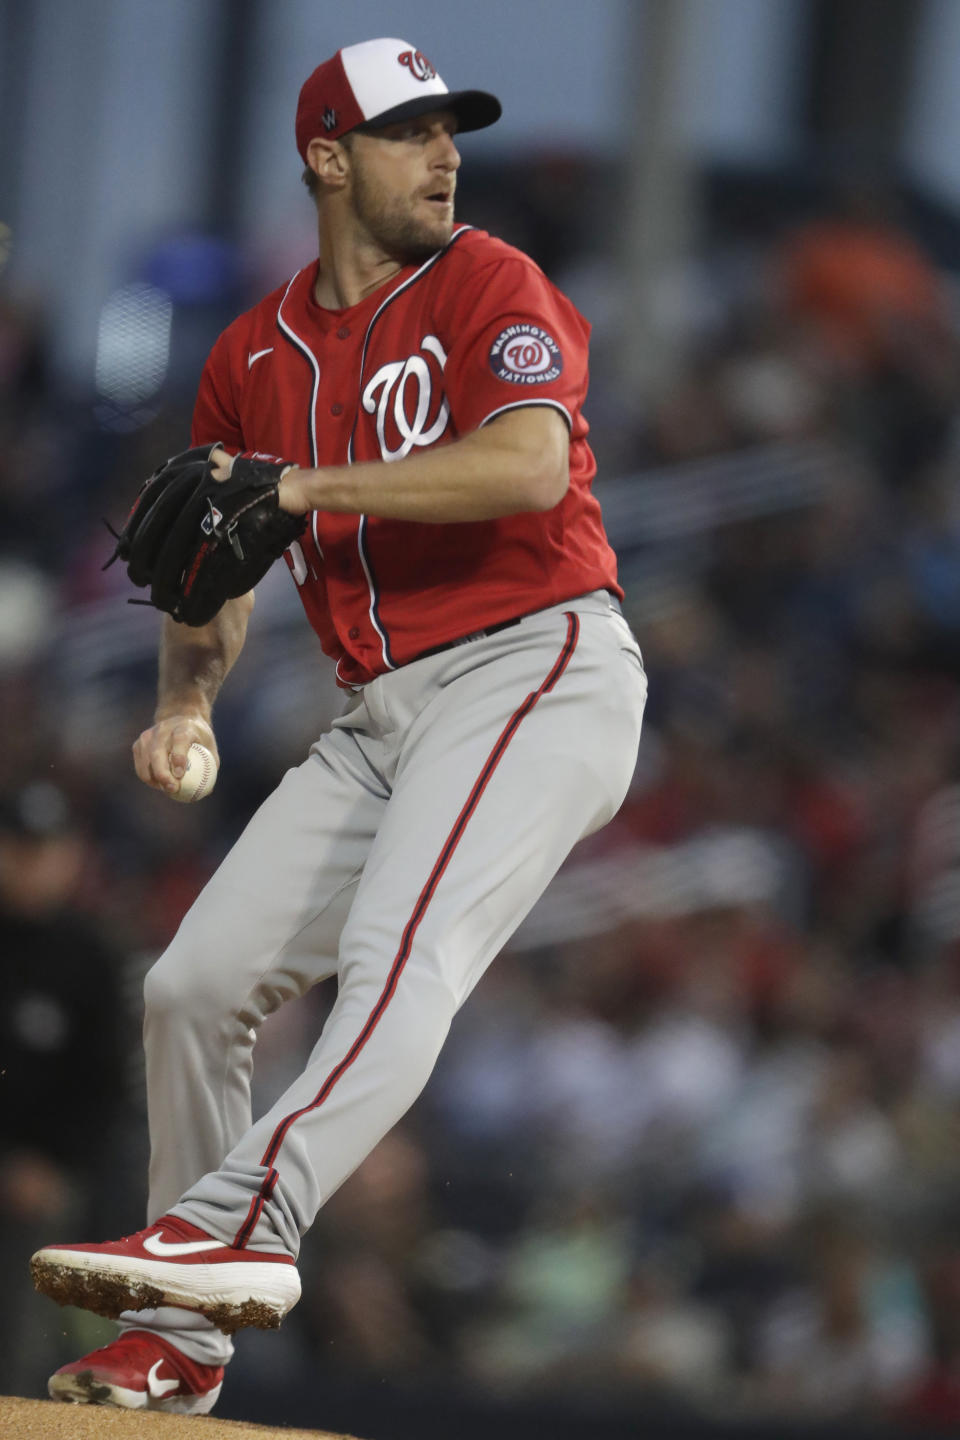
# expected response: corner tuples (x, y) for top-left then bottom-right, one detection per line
(142, 1233), (228, 1257)
(247, 347), (274, 369)
(147, 1360), (180, 1398)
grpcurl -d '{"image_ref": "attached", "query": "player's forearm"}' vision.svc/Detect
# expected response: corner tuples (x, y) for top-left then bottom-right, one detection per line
(277, 414), (569, 523)
(155, 593), (254, 722)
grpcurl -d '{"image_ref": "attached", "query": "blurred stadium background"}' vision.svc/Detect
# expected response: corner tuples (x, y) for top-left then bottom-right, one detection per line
(5, 1), (960, 1435)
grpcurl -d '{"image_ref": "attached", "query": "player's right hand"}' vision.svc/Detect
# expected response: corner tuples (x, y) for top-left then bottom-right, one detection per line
(133, 714), (219, 796)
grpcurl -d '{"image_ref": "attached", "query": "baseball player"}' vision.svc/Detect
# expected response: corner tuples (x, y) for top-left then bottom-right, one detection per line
(31, 37), (646, 1414)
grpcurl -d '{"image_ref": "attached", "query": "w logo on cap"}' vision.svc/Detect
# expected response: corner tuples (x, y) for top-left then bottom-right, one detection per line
(322, 107), (337, 131)
(398, 49), (436, 81)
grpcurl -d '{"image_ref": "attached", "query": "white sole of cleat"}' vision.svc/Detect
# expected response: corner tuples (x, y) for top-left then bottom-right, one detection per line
(32, 1249), (300, 1334)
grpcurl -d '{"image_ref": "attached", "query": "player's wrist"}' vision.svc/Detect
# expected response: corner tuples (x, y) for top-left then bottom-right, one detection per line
(277, 466), (312, 514)
(154, 700), (214, 729)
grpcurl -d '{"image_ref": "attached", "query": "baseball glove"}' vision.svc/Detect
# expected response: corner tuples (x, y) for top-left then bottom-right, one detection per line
(105, 443), (307, 626)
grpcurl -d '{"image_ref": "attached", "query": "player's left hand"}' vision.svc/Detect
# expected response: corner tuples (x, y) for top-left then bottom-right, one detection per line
(106, 443), (308, 626)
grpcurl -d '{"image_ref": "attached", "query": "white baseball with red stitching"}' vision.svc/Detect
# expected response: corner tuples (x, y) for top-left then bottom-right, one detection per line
(173, 744), (218, 803)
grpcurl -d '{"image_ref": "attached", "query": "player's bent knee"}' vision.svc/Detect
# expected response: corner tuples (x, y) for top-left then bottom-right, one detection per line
(144, 937), (299, 1035)
(143, 944), (236, 1026)
(143, 952), (195, 1024)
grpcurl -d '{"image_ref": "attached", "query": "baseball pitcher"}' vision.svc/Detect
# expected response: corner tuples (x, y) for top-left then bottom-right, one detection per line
(31, 37), (646, 1414)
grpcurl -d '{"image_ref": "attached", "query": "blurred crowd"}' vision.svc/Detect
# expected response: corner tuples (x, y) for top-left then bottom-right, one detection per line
(4, 167), (960, 1432)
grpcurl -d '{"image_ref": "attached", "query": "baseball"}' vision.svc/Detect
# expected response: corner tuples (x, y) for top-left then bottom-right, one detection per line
(171, 743), (218, 803)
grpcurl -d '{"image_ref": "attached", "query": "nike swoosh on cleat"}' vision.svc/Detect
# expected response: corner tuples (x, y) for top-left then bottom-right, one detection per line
(147, 1360), (180, 1398)
(247, 347), (274, 369)
(142, 1234), (228, 1257)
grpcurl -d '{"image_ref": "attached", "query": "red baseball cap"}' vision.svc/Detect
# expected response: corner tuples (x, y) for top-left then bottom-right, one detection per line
(295, 37), (501, 161)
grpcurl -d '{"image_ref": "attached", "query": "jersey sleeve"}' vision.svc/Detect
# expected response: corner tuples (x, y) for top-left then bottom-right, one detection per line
(443, 255), (591, 436)
(190, 327), (246, 449)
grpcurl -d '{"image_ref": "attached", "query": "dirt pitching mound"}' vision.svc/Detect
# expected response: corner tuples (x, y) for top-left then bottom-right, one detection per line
(0, 1395), (362, 1439)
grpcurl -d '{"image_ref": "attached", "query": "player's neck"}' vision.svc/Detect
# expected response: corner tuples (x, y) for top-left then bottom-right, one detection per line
(313, 253), (401, 310)
(314, 214), (402, 310)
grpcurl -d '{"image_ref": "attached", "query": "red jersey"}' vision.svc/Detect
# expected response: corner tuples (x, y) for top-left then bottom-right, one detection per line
(191, 224), (620, 687)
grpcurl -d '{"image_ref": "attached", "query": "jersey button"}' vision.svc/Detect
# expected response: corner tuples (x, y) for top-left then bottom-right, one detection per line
(336, 326), (351, 340)
(348, 625), (361, 640)
(331, 402), (343, 416)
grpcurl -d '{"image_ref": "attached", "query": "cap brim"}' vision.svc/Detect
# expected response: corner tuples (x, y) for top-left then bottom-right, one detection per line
(355, 88), (502, 135)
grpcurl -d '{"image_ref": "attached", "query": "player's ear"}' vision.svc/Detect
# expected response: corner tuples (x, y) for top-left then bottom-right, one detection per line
(306, 137), (350, 194)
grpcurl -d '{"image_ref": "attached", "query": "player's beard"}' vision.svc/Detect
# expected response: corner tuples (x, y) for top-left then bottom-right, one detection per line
(351, 164), (454, 264)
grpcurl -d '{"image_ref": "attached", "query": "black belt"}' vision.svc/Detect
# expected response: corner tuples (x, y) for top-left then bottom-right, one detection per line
(414, 614), (523, 663)
(413, 593), (622, 664)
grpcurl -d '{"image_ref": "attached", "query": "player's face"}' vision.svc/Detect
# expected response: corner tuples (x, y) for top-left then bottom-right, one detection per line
(348, 110), (461, 262)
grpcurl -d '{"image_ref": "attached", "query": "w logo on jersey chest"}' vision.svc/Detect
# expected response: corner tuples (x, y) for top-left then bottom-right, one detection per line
(362, 335), (450, 461)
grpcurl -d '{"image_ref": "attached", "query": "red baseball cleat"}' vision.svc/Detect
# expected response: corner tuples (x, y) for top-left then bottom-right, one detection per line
(49, 1329), (224, 1412)
(31, 1213), (300, 1333)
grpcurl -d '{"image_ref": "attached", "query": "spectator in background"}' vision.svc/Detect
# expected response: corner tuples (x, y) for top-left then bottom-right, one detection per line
(780, 184), (948, 372)
(898, 1240), (960, 1431)
(303, 1128), (450, 1378)
(778, 181), (959, 486)
(0, 781), (128, 1395)
(752, 1208), (929, 1418)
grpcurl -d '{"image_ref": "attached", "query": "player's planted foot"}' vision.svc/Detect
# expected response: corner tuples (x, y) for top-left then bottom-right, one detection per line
(31, 1214), (300, 1334)
(49, 1329), (225, 1412)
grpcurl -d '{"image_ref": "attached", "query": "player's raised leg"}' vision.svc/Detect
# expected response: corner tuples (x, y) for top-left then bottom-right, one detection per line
(162, 596), (645, 1271)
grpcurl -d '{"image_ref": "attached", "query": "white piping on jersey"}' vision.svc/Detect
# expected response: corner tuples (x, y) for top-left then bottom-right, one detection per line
(335, 656), (361, 690)
(478, 398), (573, 430)
(355, 514), (384, 667)
(275, 268), (325, 559)
(348, 226), (474, 673)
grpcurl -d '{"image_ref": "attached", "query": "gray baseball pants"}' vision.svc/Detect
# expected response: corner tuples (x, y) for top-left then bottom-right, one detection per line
(120, 591), (645, 1365)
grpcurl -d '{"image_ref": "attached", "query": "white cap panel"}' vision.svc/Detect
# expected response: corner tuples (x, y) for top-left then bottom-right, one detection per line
(340, 38), (449, 121)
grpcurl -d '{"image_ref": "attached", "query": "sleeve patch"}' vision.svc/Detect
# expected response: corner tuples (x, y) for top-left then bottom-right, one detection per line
(488, 324), (563, 385)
